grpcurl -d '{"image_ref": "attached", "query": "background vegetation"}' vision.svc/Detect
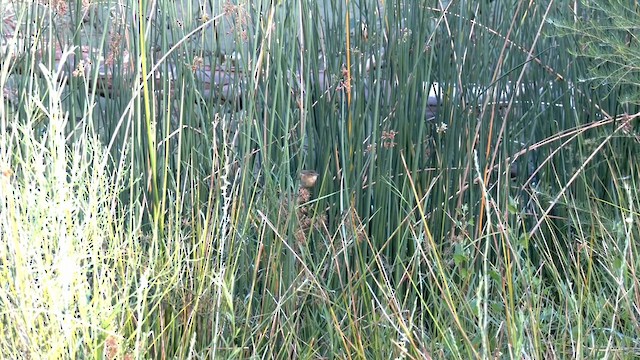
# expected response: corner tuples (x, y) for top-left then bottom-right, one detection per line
(1, 0), (639, 358)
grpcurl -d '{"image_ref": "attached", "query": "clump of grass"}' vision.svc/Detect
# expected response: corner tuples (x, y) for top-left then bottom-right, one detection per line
(0, 48), (133, 358)
(1, 0), (639, 358)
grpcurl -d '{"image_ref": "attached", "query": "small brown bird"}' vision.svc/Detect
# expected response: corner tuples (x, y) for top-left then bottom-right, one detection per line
(299, 170), (319, 189)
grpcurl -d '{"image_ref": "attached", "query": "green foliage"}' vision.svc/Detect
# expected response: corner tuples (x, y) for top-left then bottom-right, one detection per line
(553, 0), (640, 105)
(1, 0), (639, 358)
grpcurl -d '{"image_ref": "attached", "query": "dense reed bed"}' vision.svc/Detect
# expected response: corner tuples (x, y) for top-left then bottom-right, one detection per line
(1, 0), (638, 358)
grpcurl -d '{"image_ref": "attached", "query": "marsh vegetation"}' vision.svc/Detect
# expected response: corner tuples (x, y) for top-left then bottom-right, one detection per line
(1, 0), (639, 358)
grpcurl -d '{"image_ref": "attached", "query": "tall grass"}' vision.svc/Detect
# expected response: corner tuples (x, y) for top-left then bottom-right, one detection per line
(1, 0), (639, 358)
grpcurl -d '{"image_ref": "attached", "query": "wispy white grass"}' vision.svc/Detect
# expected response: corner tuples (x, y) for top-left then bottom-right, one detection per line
(0, 48), (128, 358)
